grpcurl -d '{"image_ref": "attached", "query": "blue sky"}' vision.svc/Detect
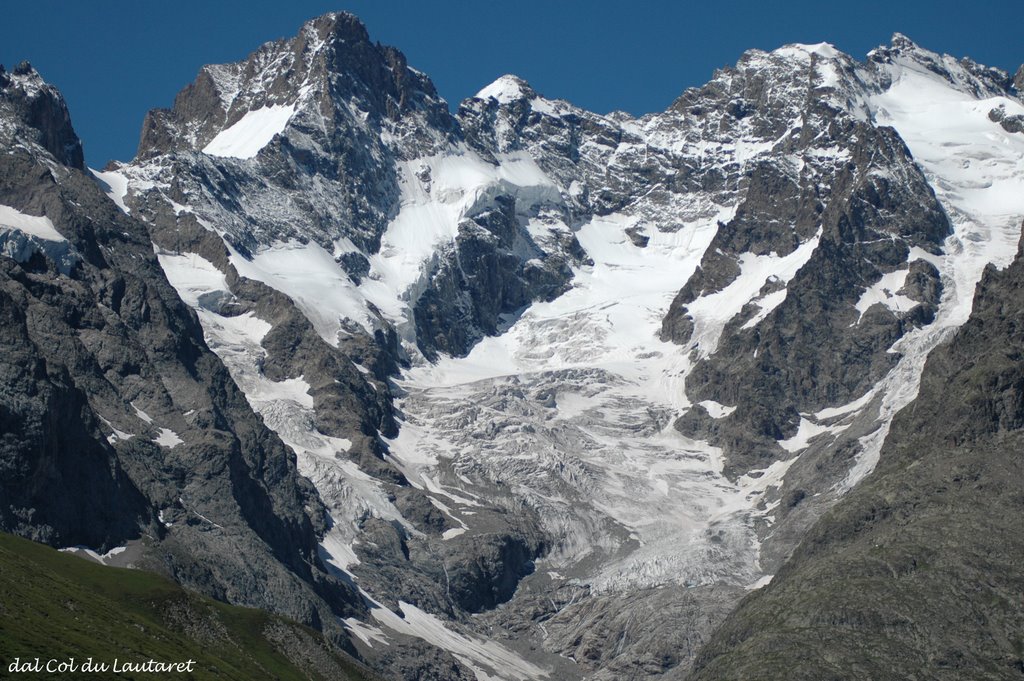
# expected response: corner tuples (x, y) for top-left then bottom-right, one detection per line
(2, 1), (1021, 167)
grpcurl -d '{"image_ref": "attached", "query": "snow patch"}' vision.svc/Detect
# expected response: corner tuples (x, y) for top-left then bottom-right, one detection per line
(132, 404), (154, 424)
(99, 416), (133, 445)
(344, 618), (390, 648)
(370, 601), (549, 680)
(0, 204), (65, 242)
(90, 169), (131, 214)
(203, 104), (296, 159)
(686, 229), (821, 356)
(229, 240), (371, 345)
(739, 286), (788, 330)
(154, 428), (183, 449)
(814, 390), (876, 420)
(778, 417), (849, 453)
(155, 250), (230, 307)
(854, 267), (916, 320)
(698, 400), (737, 419)
(59, 544), (128, 565)
(476, 75), (529, 103)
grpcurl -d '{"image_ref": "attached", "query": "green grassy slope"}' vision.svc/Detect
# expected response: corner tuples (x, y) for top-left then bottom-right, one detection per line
(0, 533), (380, 680)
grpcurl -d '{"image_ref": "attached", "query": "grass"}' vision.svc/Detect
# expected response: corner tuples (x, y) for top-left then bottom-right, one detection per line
(0, 532), (378, 680)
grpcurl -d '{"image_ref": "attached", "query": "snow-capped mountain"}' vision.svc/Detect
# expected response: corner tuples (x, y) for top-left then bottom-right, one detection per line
(0, 59), (372, 654)
(3, 12), (1023, 681)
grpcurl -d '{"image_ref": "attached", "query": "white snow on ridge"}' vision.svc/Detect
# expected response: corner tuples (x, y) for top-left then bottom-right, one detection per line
(774, 42), (842, 61)
(475, 75), (529, 103)
(0, 204), (65, 242)
(841, 49), (1024, 488)
(90, 169), (131, 214)
(203, 103), (296, 159)
(854, 267), (917, 320)
(228, 239), (372, 345)
(360, 148), (561, 339)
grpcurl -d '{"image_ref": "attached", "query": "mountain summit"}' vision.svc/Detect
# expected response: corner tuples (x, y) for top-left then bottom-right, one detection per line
(2, 13), (1023, 681)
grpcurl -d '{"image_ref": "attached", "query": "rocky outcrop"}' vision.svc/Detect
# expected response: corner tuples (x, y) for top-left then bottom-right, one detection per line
(112, 15), (574, 678)
(0, 62), (84, 169)
(0, 65), (368, 649)
(989, 104), (1024, 134)
(413, 195), (575, 359)
(7, 18), (1023, 681)
(658, 45), (951, 475)
(689, 233), (1024, 680)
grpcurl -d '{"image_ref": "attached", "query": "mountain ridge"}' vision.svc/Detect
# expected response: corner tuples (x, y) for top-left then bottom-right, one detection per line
(1, 13), (1022, 681)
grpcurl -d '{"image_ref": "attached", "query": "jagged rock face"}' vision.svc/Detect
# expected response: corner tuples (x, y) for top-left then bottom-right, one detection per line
(412, 195), (576, 359)
(107, 14), (584, 680)
(689, 234), (1024, 681)
(648, 45), (954, 476)
(0, 63), (84, 169)
(118, 13), (583, 363)
(48, 17), (1024, 681)
(131, 11), (455, 254)
(0, 70), (373, 649)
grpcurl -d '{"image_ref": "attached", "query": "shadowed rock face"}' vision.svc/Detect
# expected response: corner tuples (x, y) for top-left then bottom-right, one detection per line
(112, 22), (1023, 681)
(656, 51), (951, 476)
(0, 62), (84, 169)
(689, 232), (1024, 680)
(5, 17), (1024, 681)
(0, 61), (369, 650)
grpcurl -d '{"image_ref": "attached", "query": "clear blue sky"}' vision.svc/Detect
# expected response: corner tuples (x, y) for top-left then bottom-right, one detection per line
(2, 1), (1021, 167)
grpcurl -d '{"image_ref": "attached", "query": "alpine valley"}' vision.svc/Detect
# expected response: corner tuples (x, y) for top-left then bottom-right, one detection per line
(1, 12), (1023, 680)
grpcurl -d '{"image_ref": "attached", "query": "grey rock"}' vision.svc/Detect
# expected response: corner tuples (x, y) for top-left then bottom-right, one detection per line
(689, 232), (1024, 681)
(0, 67), (370, 658)
(0, 62), (84, 169)
(7, 19), (1020, 681)
(989, 105), (1024, 134)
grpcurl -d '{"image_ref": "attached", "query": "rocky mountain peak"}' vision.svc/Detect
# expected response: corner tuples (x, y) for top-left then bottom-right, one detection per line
(474, 74), (537, 103)
(889, 31), (918, 51)
(19, 17), (1021, 680)
(868, 33), (1015, 99)
(307, 10), (371, 46)
(135, 11), (455, 161)
(0, 61), (84, 169)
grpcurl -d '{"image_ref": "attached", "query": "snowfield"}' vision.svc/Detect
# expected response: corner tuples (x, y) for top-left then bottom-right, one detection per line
(135, 35), (1024, 681)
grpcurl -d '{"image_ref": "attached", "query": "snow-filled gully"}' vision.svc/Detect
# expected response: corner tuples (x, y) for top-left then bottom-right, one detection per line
(145, 41), (1024, 681)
